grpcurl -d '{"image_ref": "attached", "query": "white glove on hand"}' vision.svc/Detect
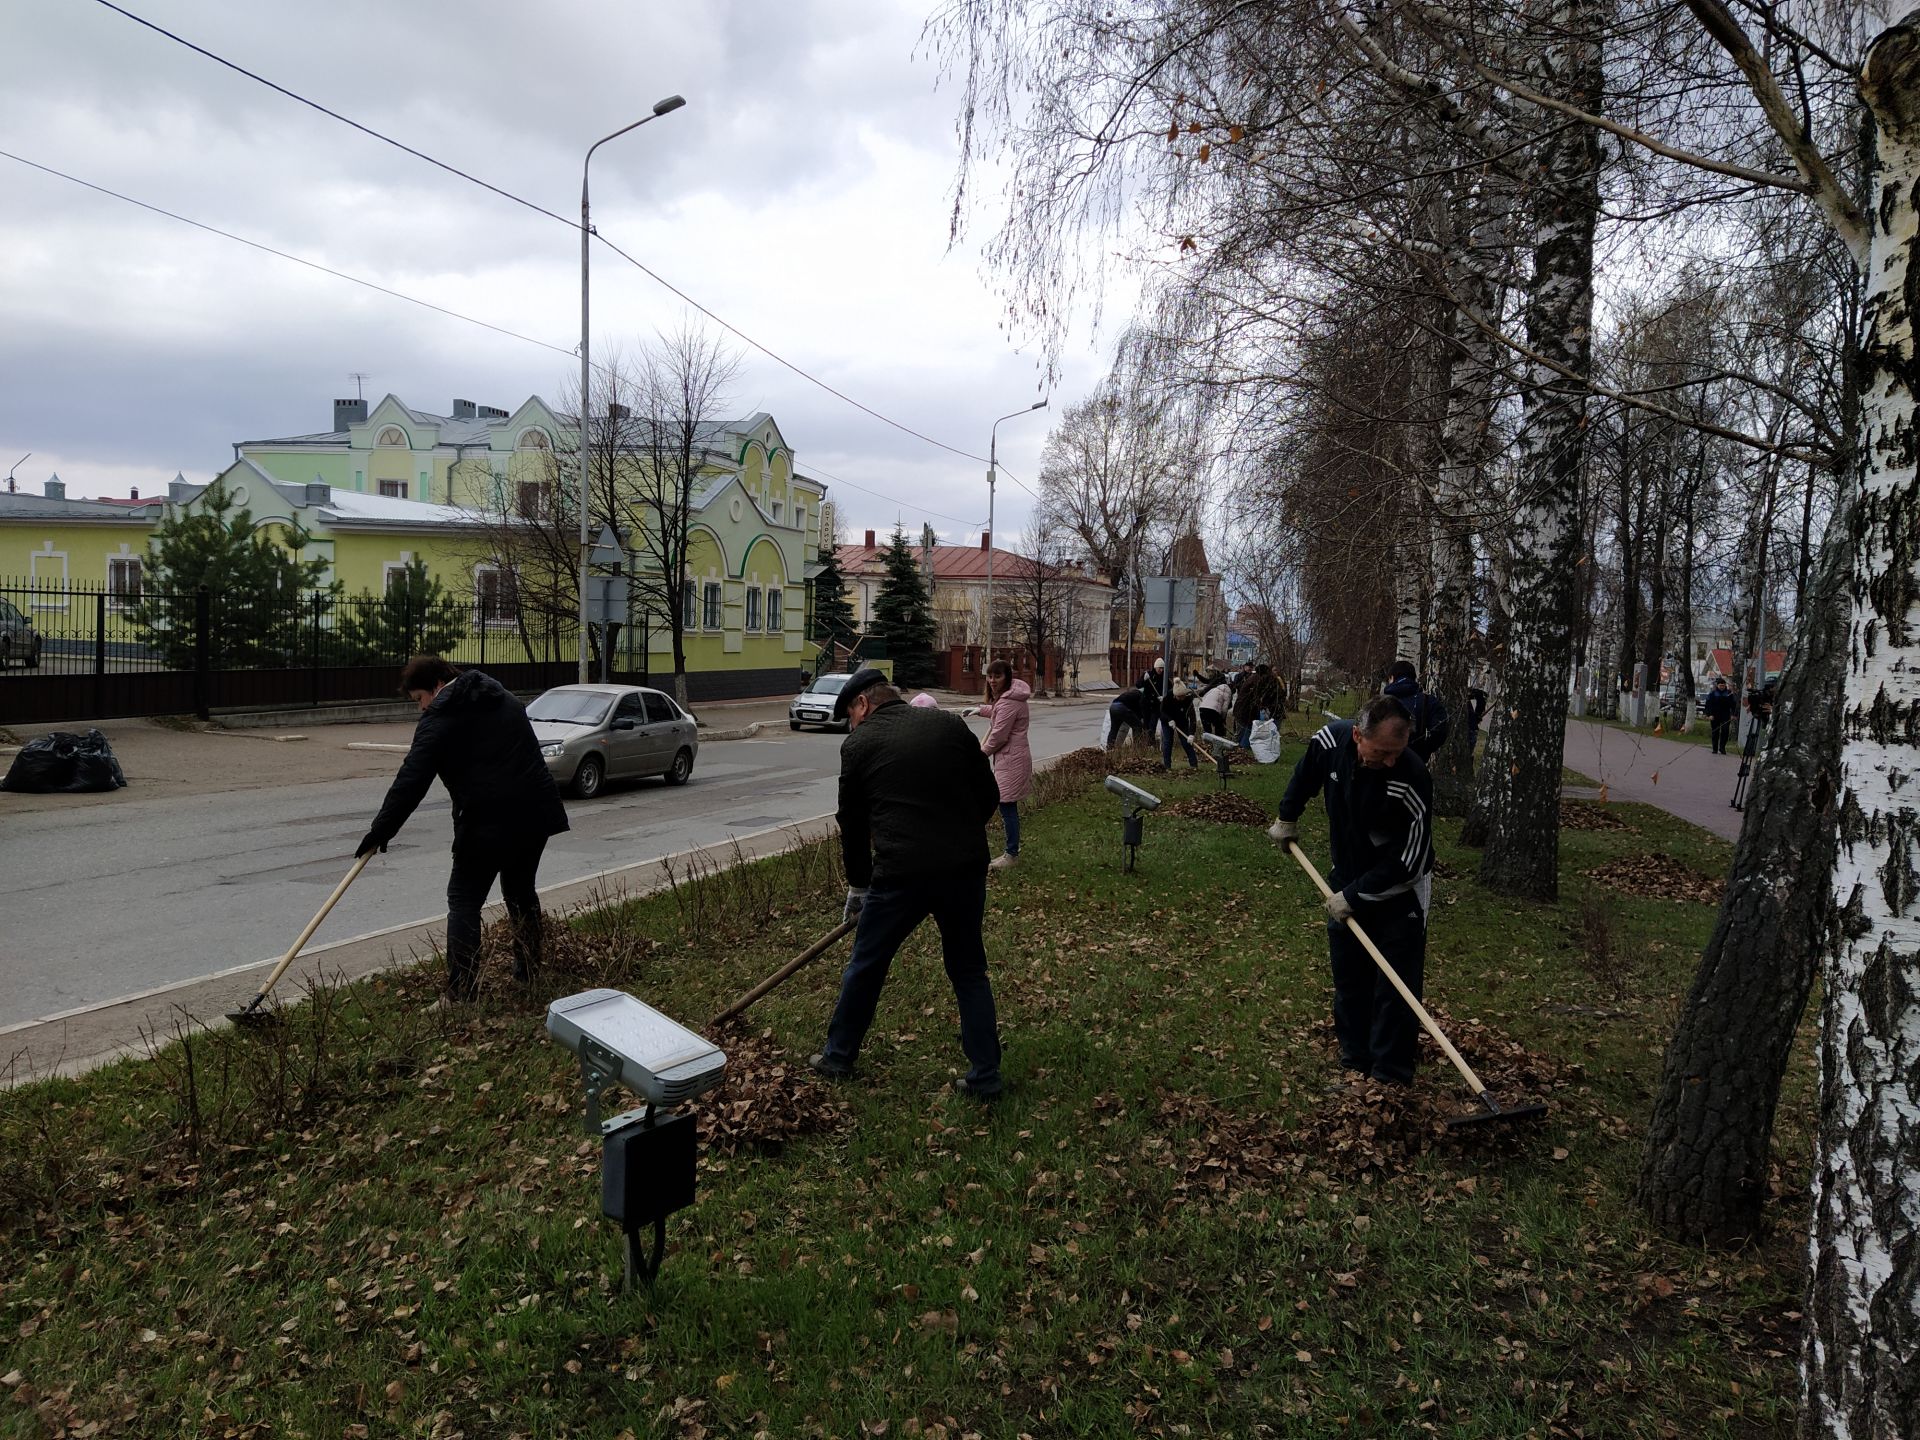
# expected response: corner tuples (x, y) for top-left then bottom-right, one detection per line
(1268, 818), (1300, 848)
(1324, 890), (1355, 925)
(844, 886), (869, 923)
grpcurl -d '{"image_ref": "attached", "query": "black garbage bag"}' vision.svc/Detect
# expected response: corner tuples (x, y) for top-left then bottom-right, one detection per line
(0, 729), (129, 794)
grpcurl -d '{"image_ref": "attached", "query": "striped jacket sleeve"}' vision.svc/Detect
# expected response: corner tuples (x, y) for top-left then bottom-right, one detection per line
(1276, 723), (1339, 821)
(1349, 771), (1434, 902)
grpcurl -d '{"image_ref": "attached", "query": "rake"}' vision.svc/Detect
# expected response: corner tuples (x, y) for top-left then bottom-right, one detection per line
(709, 920), (855, 1030)
(228, 852), (373, 1029)
(1284, 842), (1548, 1129)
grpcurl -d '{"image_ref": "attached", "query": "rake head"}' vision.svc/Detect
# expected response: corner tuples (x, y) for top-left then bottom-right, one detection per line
(226, 1000), (285, 1031)
(1446, 1091), (1550, 1130)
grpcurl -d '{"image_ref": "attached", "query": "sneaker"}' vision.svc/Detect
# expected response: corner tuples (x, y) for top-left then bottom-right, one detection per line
(989, 853), (1018, 870)
(808, 1052), (854, 1079)
(952, 1075), (1004, 1101)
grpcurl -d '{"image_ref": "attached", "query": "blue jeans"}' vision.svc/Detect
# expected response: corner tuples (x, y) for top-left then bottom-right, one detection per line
(823, 870), (1002, 1090)
(1235, 723), (1252, 748)
(1161, 719), (1198, 768)
(999, 801), (1020, 856)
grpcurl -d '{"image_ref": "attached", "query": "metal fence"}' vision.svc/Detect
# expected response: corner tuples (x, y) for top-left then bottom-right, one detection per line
(0, 577), (575, 724)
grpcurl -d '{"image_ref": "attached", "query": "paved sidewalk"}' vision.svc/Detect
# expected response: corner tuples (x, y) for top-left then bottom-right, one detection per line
(1563, 719), (1744, 841)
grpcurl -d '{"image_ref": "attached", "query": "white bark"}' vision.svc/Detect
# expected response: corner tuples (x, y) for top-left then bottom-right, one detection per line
(1804, 15), (1920, 1438)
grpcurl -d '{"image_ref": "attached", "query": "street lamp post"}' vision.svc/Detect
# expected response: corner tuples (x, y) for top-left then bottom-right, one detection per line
(984, 400), (1047, 668)
(579, 95), (686, 683)
(6, 452), (29, 495)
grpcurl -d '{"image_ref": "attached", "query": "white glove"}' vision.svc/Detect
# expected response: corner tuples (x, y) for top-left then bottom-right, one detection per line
(1268, 818), (1300, 848)
(844, 887), (869, 923)
(1324, 890), (1355, 925)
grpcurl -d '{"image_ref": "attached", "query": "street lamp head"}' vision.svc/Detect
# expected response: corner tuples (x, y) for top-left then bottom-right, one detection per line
(1031, 400), (1048, 410)
(653, 95), (687, 115)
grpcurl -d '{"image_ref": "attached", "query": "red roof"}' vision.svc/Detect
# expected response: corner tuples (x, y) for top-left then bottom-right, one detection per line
(835, 543), (1105, 585)
(1709, 647), (1786, 679)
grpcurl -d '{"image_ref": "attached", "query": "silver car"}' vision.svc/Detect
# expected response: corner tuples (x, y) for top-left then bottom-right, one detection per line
(528, 684), (698, 799)
(789, 672), (853, 732)
(0, 597), (42, 669)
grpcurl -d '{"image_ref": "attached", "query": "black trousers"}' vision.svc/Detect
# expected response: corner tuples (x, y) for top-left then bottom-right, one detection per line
(1327, 893), (1427, 1084)
(445, 834), (548, 999)
(1710, 717), (1732, 753)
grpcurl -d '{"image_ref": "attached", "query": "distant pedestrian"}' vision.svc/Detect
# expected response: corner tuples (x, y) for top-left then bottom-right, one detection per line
(977, 659), (1032, 870)
(1107, 685), (1155, 750)
(359, 656), (569, 1006)
(1198, 673), (1232, 737)
(1382, 661), (1450, 763)
(1232, 663), (1281, 748)
(909, 692), (940, 708)
(1465, 686), (1489, 753)
(1701, 677), (1737, 754)
(1160, 678), (1201, 770)
(811, 668), (1005, 1098)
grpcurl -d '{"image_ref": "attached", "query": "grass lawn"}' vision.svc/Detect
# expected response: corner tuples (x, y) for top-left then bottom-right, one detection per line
(1576, 713), (1720, 750)
(1, 727), (1808, 1439)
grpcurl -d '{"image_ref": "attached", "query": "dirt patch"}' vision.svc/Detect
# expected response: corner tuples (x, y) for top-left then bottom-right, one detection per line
(1585, 854), (1722, 905)
(688, 1026), (851, 1157)
(1163, 792), (1270, 826)
(1561, 799), (1633, 832)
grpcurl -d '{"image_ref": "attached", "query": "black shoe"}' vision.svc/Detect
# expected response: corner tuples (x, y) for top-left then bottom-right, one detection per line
(952, 1075), (1004, 1101)
(808, 1052), (854, 1079)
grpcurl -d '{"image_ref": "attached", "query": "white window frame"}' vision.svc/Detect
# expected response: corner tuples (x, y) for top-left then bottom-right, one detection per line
(682, 578), (698, 630)
(474, 563), (518, 627)
(794, 502), (806, 536)
(106, 555), (143, 610)
(766, 586), (783, 633)
(770, 499), (784, 524)
(383, 561), (410, 595)
(745, 586), (762, 631)
(29, 547), (68, 609)
(374, 425), (409, 448)
(702, 581), (723, 631)
(378, 478), (409, 499)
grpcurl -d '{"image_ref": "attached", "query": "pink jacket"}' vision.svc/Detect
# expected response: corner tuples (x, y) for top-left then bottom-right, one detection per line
(979, 678), (1033, 803)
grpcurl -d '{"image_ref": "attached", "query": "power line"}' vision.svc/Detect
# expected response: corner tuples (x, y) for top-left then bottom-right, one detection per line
(0, 149), (580, 361)
(1, 147), (976, 530)
(90, 0), (1046, 477)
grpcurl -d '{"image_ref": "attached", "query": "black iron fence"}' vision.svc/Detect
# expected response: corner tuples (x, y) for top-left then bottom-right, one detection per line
(0, 578), (575, 725)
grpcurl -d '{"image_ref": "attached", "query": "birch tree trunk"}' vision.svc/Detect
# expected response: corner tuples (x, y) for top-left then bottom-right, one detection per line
(1474, 0), (1601, 901)
(1803, 17), (1920, 1434)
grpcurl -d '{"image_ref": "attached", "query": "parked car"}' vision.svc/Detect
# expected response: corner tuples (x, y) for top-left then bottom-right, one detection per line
(789, 671), (855, 731)
(527, 683), (698, 798)
(0, 597), (41, 669)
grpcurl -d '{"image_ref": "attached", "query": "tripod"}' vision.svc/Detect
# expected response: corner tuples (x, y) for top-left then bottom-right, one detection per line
(1731, 721), (1766, 811)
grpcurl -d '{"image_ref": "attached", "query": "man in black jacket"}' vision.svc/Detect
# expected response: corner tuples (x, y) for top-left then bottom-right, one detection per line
(811, 668), (1006, 1097)
(359, 656), (569, 1004)
(1701, 676), (1738, 753)
(1383, 661), (1450, 762)
(1267, 694), (1434, 1085)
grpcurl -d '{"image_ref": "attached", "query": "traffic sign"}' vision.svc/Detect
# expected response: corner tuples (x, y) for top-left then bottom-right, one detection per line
(589, 524), (624, 566)
(585, 575), (630, 624)
(1140, 576), (1197, 630)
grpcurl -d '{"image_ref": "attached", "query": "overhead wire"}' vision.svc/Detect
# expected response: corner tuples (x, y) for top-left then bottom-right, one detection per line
(88, 0), (1048, 483)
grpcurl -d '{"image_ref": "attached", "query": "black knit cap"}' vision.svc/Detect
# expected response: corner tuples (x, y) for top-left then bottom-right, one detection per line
(832, 666), (890, 721)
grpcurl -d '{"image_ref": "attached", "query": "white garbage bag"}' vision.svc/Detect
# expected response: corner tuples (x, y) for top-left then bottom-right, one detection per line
(1249, 717), (1282, 764)
(1098, 709), (1114, 748)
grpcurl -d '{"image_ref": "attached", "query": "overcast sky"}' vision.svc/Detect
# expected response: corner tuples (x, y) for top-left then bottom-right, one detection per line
(0, 0), (1123, 543)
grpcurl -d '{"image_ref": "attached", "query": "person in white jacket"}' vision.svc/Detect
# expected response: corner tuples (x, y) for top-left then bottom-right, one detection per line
(1197, 673), (1232, 737)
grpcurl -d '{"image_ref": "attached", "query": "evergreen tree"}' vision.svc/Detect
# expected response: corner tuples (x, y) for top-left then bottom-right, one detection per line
(131, 478), (334, 669)
(810, 541), (858, 649)
(334, 556), (469, 664)
(870, 526), (937, 688)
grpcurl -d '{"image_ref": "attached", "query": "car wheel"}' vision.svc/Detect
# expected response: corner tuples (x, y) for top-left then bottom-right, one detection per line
(789, 719), (801, 731)
(572, 754), (605, 799)
(665, 749), (693, 786)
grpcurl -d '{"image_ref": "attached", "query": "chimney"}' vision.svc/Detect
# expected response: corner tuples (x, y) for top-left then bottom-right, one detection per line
(305, 481), (332, 506)
(452, 398), (477, 419)
(130, 486), (139, 500)
(980, 531), (990, 552)
(863, 529), (875, 548)
(334, 397), (368, 427)
(478, 405), (509, 419)
(44, 475), (65, 501)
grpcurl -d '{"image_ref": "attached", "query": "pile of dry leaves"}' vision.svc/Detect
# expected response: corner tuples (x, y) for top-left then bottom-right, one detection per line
(1163, 792), (1271, 826)
(1585, 853), (1722, 905)
(690, 1026), (850, 1157)
(1561, 799), (1632, 832)
(1052, 745), (1171, 779)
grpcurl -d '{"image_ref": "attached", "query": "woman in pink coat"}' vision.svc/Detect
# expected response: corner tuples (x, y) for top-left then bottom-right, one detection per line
(978, 659), (1033, 869)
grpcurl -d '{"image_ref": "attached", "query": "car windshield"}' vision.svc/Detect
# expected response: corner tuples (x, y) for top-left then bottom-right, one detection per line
(806, 674), (851, 695)
(526, 691), (613, 726)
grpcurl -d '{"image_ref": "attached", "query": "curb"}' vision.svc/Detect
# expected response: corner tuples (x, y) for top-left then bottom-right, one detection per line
(700, 721), (765, 742)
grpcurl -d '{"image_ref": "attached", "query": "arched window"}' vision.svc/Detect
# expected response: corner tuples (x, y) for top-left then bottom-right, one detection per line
(375, 425), (408, 448)
(516, 428), (551, 451)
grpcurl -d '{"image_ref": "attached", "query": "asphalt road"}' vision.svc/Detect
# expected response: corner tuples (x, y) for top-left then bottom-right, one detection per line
(0, 703), (1105, 1030)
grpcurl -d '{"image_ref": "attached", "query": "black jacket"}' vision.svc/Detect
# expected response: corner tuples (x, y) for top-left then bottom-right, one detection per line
(1383, 677), (1449, 760)
(838, 699), (1000, 886)
(1701, 687), (1738, 721)
(368, 670), (569, 851)
(1232, 674), (1281, 728)
(1277, 720), (1434, 908)
(1162, 686), (1198, 736)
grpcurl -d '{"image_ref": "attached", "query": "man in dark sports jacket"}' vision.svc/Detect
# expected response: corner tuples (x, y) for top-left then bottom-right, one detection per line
(360, 655), (569, 1004)
(1701, 676), (1738, 753)
(811, 668), (1006, 1097)
(1267, 694), (1435, 1085)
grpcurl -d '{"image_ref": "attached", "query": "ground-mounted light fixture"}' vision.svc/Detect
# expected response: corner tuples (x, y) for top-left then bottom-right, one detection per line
(545, 988), (727, 1288)
(1199, 731), (1240, 790)
(1104, 774), (1162, 873)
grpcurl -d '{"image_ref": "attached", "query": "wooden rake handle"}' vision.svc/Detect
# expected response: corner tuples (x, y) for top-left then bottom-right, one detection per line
(709, 920), (855, 1030)
(244, 852), (374, 1008)
(1282, 841), (1488, 1098)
